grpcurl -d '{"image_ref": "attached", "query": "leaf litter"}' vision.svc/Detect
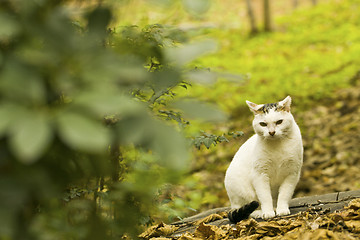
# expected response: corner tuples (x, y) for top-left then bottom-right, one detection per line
(298, 82), (360, 196)
(141, 80), (360, 239)
(140, 198), (360, 239)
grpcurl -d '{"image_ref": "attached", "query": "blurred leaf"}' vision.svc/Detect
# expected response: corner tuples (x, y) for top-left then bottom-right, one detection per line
(0, 61), (46, 104)
(182, 0), (211, 16)
(117, 116), (189, 170)
(165, 40), (217, 66)
(151, 68), (181, 92)
(172, 99), (227, 122)
(80, 52), (148, 85)
(217, 72), (249, 83)
(9, 112), (52, 164)
(151, 122), (189, 170)
(75, 91), (143, 116)
(57, 112), (110, 153)
(149, 68), (181, 103)
(185, 68), (217, 85)
(0, 105), (13, 137)
(117, 115), (149, 145)
(0, 12), (20, 40)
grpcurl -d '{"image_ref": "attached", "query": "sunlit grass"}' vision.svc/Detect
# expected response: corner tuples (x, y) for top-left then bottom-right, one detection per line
(185, 0), (360, 115)
(102, 0), (357, 116)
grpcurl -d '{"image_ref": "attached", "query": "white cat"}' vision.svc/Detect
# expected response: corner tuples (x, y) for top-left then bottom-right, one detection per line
(224, 96), (303, 222)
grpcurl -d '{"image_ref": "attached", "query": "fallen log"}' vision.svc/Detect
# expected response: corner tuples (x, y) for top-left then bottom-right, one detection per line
(170, 190), (360, 237)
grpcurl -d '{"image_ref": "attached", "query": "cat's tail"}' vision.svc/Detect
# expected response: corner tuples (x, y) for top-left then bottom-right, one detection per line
(228, 201), (259, 223)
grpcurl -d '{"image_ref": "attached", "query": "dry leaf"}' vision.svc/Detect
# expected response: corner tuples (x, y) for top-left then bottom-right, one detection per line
(193, 213), (226, 225)
(194, 223), (226, 240)
(346, 199), (360, 211)
(139, 222), (178, 239)
(149, 238), (172, 240)
(178, 232), (202, 240)
(256, 221), (282, 236)
(345, 220), (360, 233)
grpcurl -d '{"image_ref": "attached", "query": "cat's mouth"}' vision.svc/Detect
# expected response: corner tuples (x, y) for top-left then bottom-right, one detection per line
(264, 134), (281, 140)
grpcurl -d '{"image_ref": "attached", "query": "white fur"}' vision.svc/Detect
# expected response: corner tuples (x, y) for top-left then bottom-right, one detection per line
(224, 96), (303, 219)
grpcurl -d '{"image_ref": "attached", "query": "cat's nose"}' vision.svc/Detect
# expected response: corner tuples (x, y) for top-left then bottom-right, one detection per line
(269, 131), (275, 136)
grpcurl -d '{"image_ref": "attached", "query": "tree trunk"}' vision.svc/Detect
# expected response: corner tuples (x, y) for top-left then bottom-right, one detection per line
(263, 0), (271, 32)
(293, 0), (298, 9)
(245, 0), (258, 35)
(110, 142), (121, 182)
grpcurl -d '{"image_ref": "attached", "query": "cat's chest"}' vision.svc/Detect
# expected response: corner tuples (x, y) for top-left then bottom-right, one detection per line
(260, 140), (294, 156)
(253, 140), (302, 172)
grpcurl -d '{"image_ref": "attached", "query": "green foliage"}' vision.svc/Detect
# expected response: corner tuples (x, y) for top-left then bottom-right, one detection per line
(190, 0), (360, 114)
(0, 0), (222, 239)
(193, 131), (244, 149)
(148, 0), (360, 222)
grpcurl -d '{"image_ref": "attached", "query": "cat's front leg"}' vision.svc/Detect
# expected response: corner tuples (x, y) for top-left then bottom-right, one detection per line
(276, 174), (299, 216)
(252, 173), (275, 219)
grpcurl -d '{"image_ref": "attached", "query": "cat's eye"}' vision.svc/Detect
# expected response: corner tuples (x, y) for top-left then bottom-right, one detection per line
(259, 122), (267, 127)
(276, 119), (283, 125)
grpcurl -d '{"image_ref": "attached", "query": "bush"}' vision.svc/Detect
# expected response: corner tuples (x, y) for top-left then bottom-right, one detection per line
(0, 0), (218, 239)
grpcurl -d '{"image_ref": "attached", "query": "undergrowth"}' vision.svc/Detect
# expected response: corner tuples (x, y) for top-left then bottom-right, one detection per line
(158, 0), (360, 223)
(189, 0), (360, 115)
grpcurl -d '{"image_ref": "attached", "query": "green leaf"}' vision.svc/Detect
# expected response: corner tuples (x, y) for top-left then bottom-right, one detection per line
(203, 137), (213, 149)
(217, 135), (229, 143)
(57, 112), (110, 153)
(75, 91), (143, 116)
(165, 40), (217, 66)
(185, 68), (217, 85)
(0, 105), (13, 137)
(151, 122), (190, 170)
(171, 99), (228, 122)
(0, 12), (20, 40)
(229, 131), (244, 138)
(0, 60), (46, 104)
(9, 113), (52, 164)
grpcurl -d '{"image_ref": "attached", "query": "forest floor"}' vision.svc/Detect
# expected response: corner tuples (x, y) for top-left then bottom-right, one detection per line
(158, 72), (360, 221)
(141, 197), (360, 239)
(297, 74), (360, 196)
(142, 77), (360, 238)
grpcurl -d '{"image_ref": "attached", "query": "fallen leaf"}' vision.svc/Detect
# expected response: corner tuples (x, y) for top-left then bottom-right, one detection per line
(178, 232), (202, 240)
(194, 223), (226, 240)
(346, 199), (360, 211)
(193, 213), (226, 225)
(345, 220), (360, 233)
(139, 222), (178, 239)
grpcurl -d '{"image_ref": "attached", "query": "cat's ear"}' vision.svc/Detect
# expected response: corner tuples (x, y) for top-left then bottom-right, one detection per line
(278, 96), (292, 112)
(246, 100), (263, 114)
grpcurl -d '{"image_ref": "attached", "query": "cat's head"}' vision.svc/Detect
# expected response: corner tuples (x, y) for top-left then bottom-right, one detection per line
(246, 96), (294, 139)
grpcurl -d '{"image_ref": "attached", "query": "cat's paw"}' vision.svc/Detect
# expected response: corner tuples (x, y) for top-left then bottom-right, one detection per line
(250, 210), (262, 219)
(250, 210), (276, 219)
(262, 210), (276, 219)
(276, 207), (290, 216)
